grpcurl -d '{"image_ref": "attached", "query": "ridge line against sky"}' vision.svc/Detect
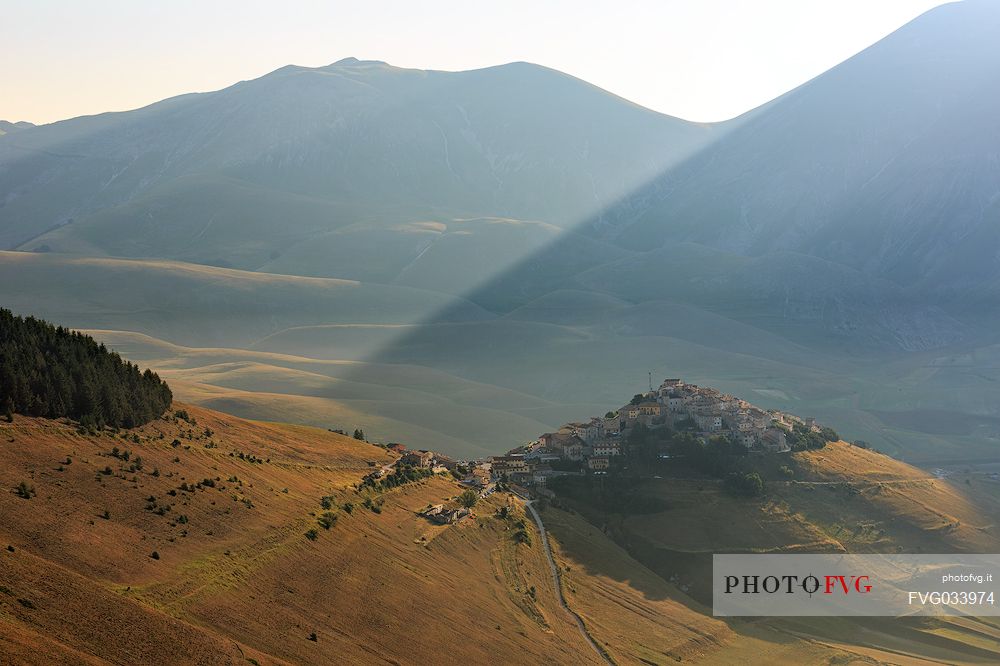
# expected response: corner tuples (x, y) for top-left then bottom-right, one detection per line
(1, 0), (950, 126)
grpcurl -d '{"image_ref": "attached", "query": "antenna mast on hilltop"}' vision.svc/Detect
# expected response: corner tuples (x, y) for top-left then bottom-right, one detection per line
(648, 370), (653, 392)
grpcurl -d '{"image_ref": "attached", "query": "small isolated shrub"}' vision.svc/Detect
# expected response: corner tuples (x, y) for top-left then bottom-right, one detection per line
(308, 632), (317, 642)
(150, 551), (160, 560)
(724, 471), (765, 498)
(317, 512), (337, 530)
(305, 529), (318, 541)
(342, 502), (354, 514)
(102, 510), (110, 520)
(361, 495), (384, 513)
(15, 481), (35, 499)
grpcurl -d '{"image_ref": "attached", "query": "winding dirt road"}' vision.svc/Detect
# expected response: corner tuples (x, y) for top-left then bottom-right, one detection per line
(523, 499), (614, 665)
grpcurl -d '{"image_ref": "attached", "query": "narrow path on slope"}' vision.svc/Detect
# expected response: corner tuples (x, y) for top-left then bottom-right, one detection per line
(523, 499), (615, 665)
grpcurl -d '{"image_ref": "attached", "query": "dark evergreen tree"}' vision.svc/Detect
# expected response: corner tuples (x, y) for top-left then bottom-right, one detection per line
(0, 309), (172, 428)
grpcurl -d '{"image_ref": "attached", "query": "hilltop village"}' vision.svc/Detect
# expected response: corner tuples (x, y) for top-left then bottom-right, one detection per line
(376, 378), (836, 501)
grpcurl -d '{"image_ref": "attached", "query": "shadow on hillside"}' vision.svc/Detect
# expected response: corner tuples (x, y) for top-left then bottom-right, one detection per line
(328, 110), (755, 446)
(538, 503), (704, 605)
(537, 502), (1000, 663)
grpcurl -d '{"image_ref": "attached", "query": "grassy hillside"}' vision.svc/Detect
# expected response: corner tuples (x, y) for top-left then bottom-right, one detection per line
(542, 440), (1000, 664)
(0, 404), (590, 664)
(580, 442), (1000, 580)
(6, 402), (1000, 663)
(0, 403), (860, 665)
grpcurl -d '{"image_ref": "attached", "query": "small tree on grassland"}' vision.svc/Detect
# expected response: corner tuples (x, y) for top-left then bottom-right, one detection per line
(458, 489), (478, 509)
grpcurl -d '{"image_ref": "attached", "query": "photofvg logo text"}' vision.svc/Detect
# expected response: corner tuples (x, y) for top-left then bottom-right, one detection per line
(713, 554), (1000, 616)
(723, 573), (871, 596)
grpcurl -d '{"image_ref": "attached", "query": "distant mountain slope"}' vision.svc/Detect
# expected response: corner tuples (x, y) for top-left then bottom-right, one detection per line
(0, 120), (34, 136)
(5, 250), (997, 462)
(0, 251), (489, 348)
(603, 1), (1000, 296)
(0, 58), (711, 264)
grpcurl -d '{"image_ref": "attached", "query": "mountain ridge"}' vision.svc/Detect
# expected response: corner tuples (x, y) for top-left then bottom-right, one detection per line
(600, 0), (1000, 295)
(0, 58), (712, 255)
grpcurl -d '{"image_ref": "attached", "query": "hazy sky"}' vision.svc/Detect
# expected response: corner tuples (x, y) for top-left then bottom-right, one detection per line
(3, 0), (949, 125)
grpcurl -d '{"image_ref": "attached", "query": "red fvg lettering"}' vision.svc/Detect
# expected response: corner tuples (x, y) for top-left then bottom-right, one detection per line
(824, 575), (872, 594)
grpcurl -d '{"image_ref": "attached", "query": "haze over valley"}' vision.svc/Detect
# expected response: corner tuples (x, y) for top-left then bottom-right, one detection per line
(10, 2), (1000, 664)
(3, 1), (1000, 463)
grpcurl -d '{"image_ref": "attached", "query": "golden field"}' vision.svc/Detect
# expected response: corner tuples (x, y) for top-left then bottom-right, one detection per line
(4, 408), (1000, 664)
